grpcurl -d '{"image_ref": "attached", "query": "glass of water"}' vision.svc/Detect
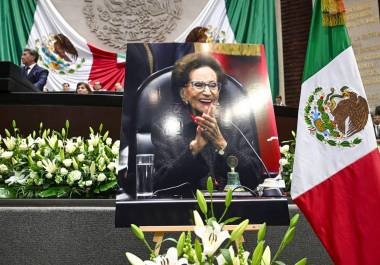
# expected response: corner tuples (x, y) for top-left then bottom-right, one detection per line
(136, 154), (154, 198)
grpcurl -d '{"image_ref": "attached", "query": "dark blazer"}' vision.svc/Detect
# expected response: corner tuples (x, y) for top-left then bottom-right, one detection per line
(23, 64), (49, 91)
(151, 104), (263, 192)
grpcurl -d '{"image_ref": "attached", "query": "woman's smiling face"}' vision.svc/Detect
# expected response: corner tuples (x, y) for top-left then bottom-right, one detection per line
(181, 66), (220, 114)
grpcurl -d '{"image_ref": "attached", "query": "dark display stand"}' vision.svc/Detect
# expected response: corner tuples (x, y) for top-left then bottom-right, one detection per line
(115, 195), (289, 227)
(0, 62), (39, 92)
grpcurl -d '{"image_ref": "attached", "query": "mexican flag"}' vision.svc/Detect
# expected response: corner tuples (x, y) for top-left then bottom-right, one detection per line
(291, 0), (380, 264)
(1, 0), (278, 96)
(1, 0), (125, 91)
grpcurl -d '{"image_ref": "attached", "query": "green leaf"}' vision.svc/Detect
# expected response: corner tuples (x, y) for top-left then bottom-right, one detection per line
(0, 187), (16, 198)
(340, 141), (350, 147)
(131, 224), (144, 240)
(38, 187), (69, 198)
(353, 138), (362, 144)
(251, 241), (265, 265)
(222, 216), (240, 225)
(230, 219), (249, 241)
(99, 180), (117, 192)
(207, 176), (213, 194)
(177, 232), (185, 256)
(316, 133), (324, 141)
(327, 140), (336, 146)
(274, 261), (286, 265)
(294, 258), (307, 265)
(307, 95), (314, 103)
(257, 223), (267, 242)
(225, 188), (232, 208)
(289, 214), (300, 227)
(196, 190), (207, 216)
(194, 239), (202, 263)
(220, 248), (233, 265)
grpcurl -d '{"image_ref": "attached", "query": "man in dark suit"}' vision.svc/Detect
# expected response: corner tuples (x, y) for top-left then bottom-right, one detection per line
(21, 48), (49, 91)
(373, 108), (380, 144)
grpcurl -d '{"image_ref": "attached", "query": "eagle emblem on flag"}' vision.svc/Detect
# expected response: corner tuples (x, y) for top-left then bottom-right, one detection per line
(304, 86), (369, 147)
(35, 33), (85, 75)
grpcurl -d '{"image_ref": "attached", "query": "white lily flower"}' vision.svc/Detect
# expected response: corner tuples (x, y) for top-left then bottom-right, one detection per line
(107, 162), (116, 171)
(27, 135), (35, 147)
(261, 246), (271, 265)
(279, 158), (289, 166)
(18, 139), (28, 151)
(47, 135), (58, 149)
(0, 164), (8, 173)
(106, 137), (112, 146)
(98, 157), (105, 166)
(279, 145), (289, 154)
(112, 140), (120, 155)
(46, 173), (53, 179)
(126, 252), (145, 265)
(88, 145), (94, 152)
(60, 168), (68, 176)
(36, 161), (43, 168)
(126, 247), (188, 265)
(63, 159), (72, 167)
(5, 171), (27, 185)
(65, 139), (76, 154)
(77, 154), (85, 162)
(88, 134), (100, 147)
(216, 246), (249, 265)
(67, 170), (82, 185)
(42, 159), (57, 174)
(193, 211), (230, 257)
(85, 180), (93, 186)
(3, 137), (16, 150)
(36, 137), (46, 147)
(1, 151), (13, 159)
(58, 140), (64, 148)
(97, 173), (106, 182)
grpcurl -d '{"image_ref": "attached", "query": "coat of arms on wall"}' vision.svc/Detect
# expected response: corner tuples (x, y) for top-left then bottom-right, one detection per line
(304, 86), (369, 147)
(83, 0), (183, 49)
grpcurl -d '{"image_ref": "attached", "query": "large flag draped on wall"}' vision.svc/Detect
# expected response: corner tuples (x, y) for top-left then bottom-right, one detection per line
(175, 0), (279, 101)
(291, 0), (380, 264)
(0, 0), (125, 91)
(0, 0), (278, 97)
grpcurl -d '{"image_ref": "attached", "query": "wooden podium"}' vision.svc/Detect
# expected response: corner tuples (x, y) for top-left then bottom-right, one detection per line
(0, 62), (40, 92)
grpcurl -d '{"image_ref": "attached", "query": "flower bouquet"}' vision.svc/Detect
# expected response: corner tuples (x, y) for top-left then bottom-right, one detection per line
(279, 131), (296, 192)
(0, 120), (119, 198)
(126, 177), (306, 265)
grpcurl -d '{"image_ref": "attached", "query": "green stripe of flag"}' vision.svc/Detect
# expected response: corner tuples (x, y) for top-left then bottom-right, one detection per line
(0, 0), (37, 64)
(226, 0), (278, 100)
(302, 0), (351, 82)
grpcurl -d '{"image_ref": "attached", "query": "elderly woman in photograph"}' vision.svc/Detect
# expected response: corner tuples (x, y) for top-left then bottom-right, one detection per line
(151, 53), (263, 192)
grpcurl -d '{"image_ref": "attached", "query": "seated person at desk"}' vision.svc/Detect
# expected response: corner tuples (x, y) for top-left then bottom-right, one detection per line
(21, 48), (49, 91)
(76, 82), (92, 95)
(151, 53), (263, 192)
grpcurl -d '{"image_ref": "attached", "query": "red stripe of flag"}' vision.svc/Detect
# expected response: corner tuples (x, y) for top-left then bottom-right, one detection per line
(294, 148), (380, 265)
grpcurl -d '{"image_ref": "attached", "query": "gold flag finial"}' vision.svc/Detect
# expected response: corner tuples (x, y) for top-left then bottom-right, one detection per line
(321, 0), (346, 27)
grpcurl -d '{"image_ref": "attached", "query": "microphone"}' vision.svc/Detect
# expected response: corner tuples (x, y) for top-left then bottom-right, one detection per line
(229, 121), (283, 197)
(229, 121), (272, 180)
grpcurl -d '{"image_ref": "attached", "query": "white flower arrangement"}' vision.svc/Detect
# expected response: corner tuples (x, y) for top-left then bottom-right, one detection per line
(279, 131), (296, 192)
(0, 120), (118, 198)
(126, 177), (307, 265)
